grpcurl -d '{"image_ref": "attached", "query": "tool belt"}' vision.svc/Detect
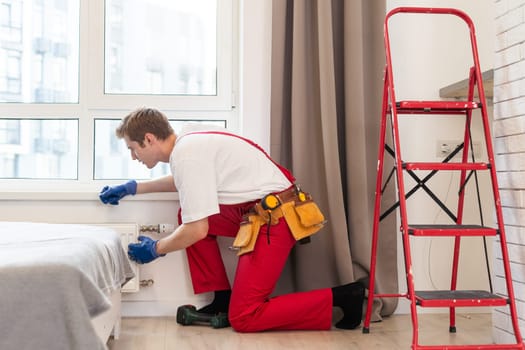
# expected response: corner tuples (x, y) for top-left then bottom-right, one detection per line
(231, 185), (326, 256)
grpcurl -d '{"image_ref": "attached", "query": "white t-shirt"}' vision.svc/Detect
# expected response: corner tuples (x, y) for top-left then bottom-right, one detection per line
(170, 125), (293, 223)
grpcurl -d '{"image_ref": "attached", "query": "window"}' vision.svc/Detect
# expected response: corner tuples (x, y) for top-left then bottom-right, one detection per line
(0, 118), (78, 179)
(0, 0), (237, 185)
(0, 0), (79, 103)
(105, 0), (217, 96)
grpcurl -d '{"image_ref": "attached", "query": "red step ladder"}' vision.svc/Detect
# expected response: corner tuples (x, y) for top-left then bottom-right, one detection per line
(362, 7), (524, 350)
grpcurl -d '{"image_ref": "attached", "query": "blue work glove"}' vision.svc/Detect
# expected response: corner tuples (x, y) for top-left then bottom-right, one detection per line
(99, 180), (137, 205)
(128, 235), (165, 264)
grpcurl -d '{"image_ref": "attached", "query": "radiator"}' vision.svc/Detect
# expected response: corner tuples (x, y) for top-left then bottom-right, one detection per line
(91, 223), (140, 293)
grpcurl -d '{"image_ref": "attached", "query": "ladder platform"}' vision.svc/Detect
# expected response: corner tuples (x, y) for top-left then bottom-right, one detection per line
(408, 224), (498, 237)
(403, 162), (489, 171)
(415, 290), (508, 307)
(392, 100), (480, 114)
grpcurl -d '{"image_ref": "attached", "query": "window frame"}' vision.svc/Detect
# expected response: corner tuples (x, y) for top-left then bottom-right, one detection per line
(0, 0), (238, 195)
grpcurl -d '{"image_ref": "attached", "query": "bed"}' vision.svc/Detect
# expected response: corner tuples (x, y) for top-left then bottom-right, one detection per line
(0, 221), (135, 350)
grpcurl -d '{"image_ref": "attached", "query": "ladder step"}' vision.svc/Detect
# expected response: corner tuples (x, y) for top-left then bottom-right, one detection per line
(415, 344), (524, 350)
(392, 100), (481, 114)
(415, 290), (507, 307)
(403, 162), (489, 171)
(408, 224), (498, 237)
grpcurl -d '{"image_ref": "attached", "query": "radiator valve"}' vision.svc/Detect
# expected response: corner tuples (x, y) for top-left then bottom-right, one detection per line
(139, 279), (154, 287)
(139, 223), (175, 234)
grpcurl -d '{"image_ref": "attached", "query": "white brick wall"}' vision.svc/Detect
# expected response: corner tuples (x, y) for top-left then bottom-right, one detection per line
(493, 0), (525, 343)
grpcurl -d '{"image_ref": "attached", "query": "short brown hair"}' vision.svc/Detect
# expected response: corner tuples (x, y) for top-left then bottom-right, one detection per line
(116, 107), (174, 146)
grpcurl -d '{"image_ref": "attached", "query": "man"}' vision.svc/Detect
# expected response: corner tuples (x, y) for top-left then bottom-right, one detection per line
(99, 107), (364, 332)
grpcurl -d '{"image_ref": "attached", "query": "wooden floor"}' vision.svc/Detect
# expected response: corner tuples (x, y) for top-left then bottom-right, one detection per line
(107, 313), (497, 349)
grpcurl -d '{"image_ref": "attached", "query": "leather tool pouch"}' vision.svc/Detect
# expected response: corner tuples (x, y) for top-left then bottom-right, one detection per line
(231, 215), (263, 256)
(281, 200), (325, 241)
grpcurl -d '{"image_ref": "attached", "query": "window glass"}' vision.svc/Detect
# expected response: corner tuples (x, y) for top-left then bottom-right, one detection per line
(105, 0), (217, 96)
(94, 118), (226, 179)
(0, 0), (80, 103)
(0, 118), (78, 179)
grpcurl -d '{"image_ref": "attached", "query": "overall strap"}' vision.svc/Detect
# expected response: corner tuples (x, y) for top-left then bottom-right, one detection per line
(181, 131), (296, 183)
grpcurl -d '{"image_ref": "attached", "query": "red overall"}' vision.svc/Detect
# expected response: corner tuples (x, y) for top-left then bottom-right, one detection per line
(182, 203), (332, 332)
(179, 133), (333, 332)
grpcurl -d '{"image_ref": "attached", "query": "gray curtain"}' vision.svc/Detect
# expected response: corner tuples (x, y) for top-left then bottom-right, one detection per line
(270, 0), (398, 320)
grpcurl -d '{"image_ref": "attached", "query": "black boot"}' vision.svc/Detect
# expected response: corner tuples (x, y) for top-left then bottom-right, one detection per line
(197, 289), (231, 314)
(332, 281), (365, 329)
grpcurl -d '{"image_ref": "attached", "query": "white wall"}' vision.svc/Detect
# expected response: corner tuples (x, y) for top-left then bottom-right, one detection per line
(238, 1), (272, 150)
(385, 1), (496, 314)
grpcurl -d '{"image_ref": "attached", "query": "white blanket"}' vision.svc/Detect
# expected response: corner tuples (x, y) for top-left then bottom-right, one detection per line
(0, 222), (135, 350)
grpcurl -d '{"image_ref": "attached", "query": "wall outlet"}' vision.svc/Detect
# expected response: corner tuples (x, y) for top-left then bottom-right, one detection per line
(436, 140), (482, 159)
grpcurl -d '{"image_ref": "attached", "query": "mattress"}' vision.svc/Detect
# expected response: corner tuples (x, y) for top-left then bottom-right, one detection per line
(0, 221), (135, 350)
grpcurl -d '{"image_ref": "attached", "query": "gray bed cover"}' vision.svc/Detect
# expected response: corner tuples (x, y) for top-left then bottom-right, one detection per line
(0, 221), (135, 350)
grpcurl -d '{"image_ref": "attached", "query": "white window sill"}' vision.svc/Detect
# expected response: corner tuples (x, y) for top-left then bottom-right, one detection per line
(0, 182), (179, 201)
